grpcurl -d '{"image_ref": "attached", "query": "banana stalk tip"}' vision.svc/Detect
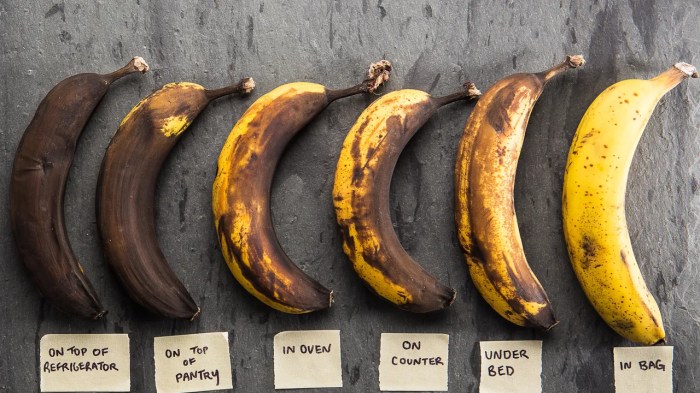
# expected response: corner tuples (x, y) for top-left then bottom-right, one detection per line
(543, 319), (560, 332)
(189, 307), (202, 322)
(463, 81), (482, 98)
(674, 62), (698, 78)
(205, 78), (256, 100)
(130, 56), (150, 73)
(541, 55), (585, 83)
(366, 59), (392, 93)
(241, 77), (256, 94)
(566, 55), (586, 68)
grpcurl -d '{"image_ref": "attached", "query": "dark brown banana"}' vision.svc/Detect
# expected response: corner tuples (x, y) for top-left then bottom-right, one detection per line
(212, 61), (392, 313)
(10, 57), (149, 319)
(97, 78), (255, 319)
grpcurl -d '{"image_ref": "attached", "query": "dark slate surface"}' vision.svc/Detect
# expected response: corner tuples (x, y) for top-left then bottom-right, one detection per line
(1, 1), (699, 392)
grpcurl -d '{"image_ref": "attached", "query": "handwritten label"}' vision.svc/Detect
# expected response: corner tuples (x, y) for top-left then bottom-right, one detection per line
(378, 333), (449, 391)
(40, 334), (130, 392)
(153, 332), (233, 393)
(273, 330), (342, 389)
(614, 346), (673, 393)
(479, 340), (542, 393)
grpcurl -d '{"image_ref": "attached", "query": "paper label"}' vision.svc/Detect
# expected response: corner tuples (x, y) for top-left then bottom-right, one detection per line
(613, 346), (673, 393)
(40, 334), (130, 392)
(153, 332), (233, 393)
(273, 330), (342, 389)
(378, 333), (449, 391)
(479, 340), (542, 393)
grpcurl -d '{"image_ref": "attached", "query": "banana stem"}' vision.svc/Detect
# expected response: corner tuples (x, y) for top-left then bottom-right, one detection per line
(205, 77), (256, 100)
(649, 62), (698, 96)
(540, 55), (585, 83)
(432, 82), (482, 107)
(326, 83), (368, 101)
(326, 59), (393, 101)
(103, 56), (150, 83)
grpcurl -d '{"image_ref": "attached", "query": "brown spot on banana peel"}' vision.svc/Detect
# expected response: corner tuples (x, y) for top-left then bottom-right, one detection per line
(217, 215), (331, 311)
(457, 56), (584, 329)
(612, 319), (636, 332)
(502, 263), (558, 330)
(214, 60), (392, 313)
(98, 78), (253, 319)
(350, 117), (371, 186)
(483, 83), (536, 136)
(580, 235), (598, 270)
(335, 85), (479, 313)
(10, 56), (149, 319)
(620, 250), (628, 266)
(476, 246), (556, 329)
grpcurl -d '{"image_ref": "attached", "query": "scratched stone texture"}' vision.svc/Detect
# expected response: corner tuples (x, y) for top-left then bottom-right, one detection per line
(1, 0), (700, 392)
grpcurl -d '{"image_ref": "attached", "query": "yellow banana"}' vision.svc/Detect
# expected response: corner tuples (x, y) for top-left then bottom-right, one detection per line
(563, 63), (697, 345)
(334, 83), (480, 312)
(455, 56), (585, 329)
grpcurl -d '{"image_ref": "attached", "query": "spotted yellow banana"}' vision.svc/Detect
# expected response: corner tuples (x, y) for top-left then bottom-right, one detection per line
(563, 63), (697, 344)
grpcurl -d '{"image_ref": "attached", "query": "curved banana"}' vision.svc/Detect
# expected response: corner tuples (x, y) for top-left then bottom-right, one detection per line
(213, 61), (392, 313)
(334, 83), (481, 312)
(97, 78), (254, 319)
(455, 55), (585, 329)
(10, 57), (148, 319)
(563, 63), (697, 344)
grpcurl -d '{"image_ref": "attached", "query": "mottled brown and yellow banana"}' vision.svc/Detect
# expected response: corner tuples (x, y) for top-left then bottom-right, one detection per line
(98, 78), (254, 319)
(333, 83), (481, 313)
(455, 56), (584, 329)
(213, 61), (392, 313)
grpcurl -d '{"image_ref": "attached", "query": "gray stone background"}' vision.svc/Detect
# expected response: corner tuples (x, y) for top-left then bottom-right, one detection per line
(1, 0), (699, 391)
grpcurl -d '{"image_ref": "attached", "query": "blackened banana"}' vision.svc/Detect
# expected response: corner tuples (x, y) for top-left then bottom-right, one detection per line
(10, 57), (149, 319)
(97, 78), (255, 319)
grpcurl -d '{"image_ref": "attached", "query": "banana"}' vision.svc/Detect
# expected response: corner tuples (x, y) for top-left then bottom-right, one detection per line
(9, 57), (148, 319)
(97, 77), (255, 319)
(333, 83), (481, 312)
(562, 63), (697, 344)
(455, 55), (585, 329)
(213, 60), (392, 314)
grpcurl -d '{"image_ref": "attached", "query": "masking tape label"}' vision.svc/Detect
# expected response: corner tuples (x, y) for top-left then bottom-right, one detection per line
(613, 346), (672, 393)
(273, 330), (342, 389)
(40, 334), (130, 392)
(153, 332), (233, 393)
(378, 333), (449, 391)
(479, 340), (542, 393)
